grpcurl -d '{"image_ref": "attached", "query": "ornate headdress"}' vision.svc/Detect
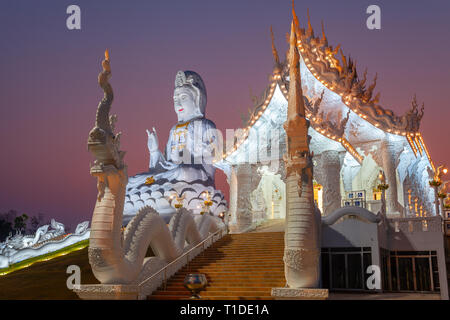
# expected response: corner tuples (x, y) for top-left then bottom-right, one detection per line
(175, 70), (207, 117)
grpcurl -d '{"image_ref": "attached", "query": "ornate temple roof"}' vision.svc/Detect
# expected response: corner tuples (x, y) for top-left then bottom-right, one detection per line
(218, 6), (434, 171)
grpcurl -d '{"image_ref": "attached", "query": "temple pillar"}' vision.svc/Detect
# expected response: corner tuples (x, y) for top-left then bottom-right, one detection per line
(283, 171), (321, 288)
(381, 140), (402, 217)
(228, 163), (257, 233)
(314, 150), (341, 215)
(271, 18), (327, 299)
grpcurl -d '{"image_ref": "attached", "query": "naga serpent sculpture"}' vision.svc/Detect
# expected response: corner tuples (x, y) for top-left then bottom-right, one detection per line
(86, 51), (224, 285)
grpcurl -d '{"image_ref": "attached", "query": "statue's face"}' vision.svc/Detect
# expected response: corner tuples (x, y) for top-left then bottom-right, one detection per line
(173, 87), (198, 123)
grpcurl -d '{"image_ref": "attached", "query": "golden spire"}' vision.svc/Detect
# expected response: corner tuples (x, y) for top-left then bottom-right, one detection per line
(321, 21), (328, 45)
(307, 8), (313, 36)
(270, 26), (280, 65)
(292, 0), (300, 30)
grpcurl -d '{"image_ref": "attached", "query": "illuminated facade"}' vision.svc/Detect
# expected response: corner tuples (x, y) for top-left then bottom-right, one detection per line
(215, 12), (437, 230)
(214, 9), (448, 299)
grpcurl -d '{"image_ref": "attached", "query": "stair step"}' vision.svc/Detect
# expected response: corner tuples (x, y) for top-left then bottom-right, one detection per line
(175, 262), (284, 268)
(161, 283), (285, 290)
(172, 270), (284, 275)
(160, 286), (281, 292)
(169, 275), (285, 282)
(186, 260), (283, 264)
(180, 263), (284, 268)
(194, 252), (284, 256)
(148, 295), (274, 300)
(153, 290), (273, 297)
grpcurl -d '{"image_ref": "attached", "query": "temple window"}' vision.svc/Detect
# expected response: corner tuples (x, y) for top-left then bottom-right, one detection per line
(372, 188), (382, 201)
(342, 190), (366, 208)
(313, 181), (323, 213)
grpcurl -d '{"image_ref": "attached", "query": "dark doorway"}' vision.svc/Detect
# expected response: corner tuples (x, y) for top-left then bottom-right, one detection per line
(321, 247), (372, 291)
(386, 251), (439, 293)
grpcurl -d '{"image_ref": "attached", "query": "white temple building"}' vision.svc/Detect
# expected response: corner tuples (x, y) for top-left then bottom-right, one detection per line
(213, 15), (449, 298)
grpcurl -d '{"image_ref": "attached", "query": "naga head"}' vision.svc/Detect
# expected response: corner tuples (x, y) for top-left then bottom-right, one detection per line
(173, 70), (207, 123)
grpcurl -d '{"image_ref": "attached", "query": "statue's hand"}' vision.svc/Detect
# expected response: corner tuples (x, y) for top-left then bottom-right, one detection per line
(147, 127), (159, 153)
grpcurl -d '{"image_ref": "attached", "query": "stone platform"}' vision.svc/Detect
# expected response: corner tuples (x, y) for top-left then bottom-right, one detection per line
(73, 284), (138, 300)
(271, 287), (329, 300)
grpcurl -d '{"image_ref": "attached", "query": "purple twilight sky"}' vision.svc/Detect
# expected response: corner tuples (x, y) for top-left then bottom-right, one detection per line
(0, 0), (449, 229)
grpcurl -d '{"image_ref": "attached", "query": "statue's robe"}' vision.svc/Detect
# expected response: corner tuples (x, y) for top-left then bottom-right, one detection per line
(124, 117), (225, 223)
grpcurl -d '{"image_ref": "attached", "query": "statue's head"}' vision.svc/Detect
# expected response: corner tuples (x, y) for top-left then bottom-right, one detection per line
(174, 70), (207, 123)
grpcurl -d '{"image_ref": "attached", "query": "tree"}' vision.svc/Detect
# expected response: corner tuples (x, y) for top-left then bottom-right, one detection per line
(13, 214), (29, 234)
(4, 209), (18, 223)
(0, 219), (13, 242)
(29, 213), (44, 233)
(0, 210), (17, 241)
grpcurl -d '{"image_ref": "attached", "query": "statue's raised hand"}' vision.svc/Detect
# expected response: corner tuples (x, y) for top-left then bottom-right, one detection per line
(147, 127), (159, 153)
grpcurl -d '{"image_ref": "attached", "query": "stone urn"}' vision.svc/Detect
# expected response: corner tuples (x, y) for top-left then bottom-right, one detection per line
(183, 273), (207, 299)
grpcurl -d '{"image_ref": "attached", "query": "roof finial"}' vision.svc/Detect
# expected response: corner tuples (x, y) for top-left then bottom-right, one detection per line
(307, 8), (313, 36)
(412, 93), (418, 111)
(270, 26), (280, 66)
(321, 21), (327, 45)
(292, 0), (300, 30)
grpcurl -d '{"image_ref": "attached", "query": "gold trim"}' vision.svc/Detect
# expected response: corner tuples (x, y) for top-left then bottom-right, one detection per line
(176, 121), (190, 129)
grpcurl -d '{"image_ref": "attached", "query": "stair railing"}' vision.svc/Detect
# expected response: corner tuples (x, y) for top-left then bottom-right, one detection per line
(138, 227), (227, 299)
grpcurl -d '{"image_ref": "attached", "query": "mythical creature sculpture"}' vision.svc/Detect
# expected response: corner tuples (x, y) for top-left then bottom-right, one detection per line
(399, 95), (425, 132)
(74, 221), (90, 235)
(0, 218), (67, 255)
(282, 18), (321, 289)
(24, 225), (50, 247)
(304, 90), (324, 117)
(86, 51), (224, 284)
(123, 70), (227, 223)
(50, 219), (65, 235)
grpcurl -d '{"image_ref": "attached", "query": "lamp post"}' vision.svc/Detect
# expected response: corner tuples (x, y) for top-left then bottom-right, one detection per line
(201, 191), (213, 216)
(218, 211), (228, 233)
(168, 192), (185, 211)
(198, 202), (209, 215)
(377, 170), (389, 216)
(429, 165), (447, 217)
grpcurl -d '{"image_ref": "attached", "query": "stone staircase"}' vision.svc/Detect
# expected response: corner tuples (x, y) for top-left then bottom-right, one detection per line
(148, 232), (285, 300)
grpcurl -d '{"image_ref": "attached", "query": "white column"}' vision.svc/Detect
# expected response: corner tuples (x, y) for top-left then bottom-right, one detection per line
(315, 150), (341, 215)
(228, 163), (254, 233)
(381, 141), (401, 216)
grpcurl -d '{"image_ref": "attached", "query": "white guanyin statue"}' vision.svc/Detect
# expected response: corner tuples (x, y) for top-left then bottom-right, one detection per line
(124, 70), (227, 224)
